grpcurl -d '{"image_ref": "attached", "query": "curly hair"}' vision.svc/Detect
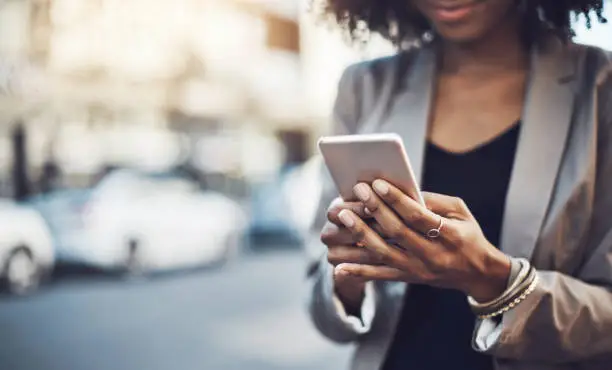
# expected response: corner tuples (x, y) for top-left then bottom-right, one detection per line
(313, 0), (608, 46)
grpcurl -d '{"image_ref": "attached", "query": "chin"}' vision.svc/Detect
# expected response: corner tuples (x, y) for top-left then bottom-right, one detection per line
(435, 27), (489, 44)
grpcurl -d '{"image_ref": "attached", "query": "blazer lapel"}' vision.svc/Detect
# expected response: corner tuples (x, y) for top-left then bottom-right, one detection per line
(380, 47), (437, 184)
(500, 36), (580, 260)
(374, 37), (577, 262)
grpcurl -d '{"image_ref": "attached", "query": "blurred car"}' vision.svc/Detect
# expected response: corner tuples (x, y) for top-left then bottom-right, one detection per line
(247, 156), (324, 249)
(0, 200), (54, 295)
(27, 170), (247, 274)
(247, 173), (301, 248)
(282, 156), (324, 237)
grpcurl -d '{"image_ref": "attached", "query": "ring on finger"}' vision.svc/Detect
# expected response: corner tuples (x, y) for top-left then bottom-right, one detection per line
(426, 217), (445, 239)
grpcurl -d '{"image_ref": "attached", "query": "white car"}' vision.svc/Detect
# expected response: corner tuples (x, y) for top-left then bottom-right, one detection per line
(29, 170), (247, 274)
(282, 156), (325, 236)
(0, 200), (54, 295)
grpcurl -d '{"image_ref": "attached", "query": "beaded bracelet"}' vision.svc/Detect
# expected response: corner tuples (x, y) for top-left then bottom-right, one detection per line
(467, 258), (529, 312)
(467, 259), (538, 319)
(476, 273), (539, 320)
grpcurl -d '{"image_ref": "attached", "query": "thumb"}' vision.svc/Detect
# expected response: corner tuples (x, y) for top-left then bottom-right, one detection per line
(334, 265), (367, 286)
(422, 192), (473, 220)
(333, 265), (367, 301)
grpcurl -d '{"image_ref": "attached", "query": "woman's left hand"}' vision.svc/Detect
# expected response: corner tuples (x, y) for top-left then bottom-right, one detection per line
(336, 179), (512, 303)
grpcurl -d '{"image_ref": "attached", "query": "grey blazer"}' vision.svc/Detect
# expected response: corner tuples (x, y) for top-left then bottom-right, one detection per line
(306, 33), (612, 370)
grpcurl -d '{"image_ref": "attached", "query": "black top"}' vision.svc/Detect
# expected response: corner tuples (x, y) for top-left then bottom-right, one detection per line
(382, 123), (521, 370)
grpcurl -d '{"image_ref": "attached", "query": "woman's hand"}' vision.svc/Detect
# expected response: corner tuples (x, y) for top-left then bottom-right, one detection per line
(321, 198), (404, 312)
(335, 180), (512, 303)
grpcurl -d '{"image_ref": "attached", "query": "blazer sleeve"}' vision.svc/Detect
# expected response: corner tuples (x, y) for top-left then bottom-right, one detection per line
(472, 55), (612, 363)
(305, 63), (382, 344)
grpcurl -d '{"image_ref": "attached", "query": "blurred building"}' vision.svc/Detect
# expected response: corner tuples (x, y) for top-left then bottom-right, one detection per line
(0, 0), (38, 196)
(40, 0), (305, 121)
(0, 0), (311, 189)
(0, 0), (610, 195)
(299, 3), (393, 133)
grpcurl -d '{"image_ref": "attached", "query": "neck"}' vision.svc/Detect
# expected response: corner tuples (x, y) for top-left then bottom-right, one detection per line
(439, 14), (529, 75)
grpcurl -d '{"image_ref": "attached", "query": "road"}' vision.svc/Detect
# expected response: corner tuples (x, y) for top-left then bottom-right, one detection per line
(0, 251), (351, 370)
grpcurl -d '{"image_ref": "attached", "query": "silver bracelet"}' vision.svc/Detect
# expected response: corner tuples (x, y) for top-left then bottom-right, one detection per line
(476, 273), (539, 320)
(467, 258), (529, 309)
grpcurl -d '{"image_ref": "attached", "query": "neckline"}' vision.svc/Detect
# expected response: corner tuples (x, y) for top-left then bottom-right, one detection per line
(428, 122), (521, 157)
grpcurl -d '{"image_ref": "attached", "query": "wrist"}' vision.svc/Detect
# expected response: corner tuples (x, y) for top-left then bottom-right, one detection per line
(465, 250), (512, 303)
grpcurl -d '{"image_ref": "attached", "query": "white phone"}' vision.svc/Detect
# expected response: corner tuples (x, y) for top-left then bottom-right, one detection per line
(318, 133), (424, 205)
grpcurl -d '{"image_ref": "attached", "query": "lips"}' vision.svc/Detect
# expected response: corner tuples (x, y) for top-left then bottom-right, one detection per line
(431, 0), (484, 8)
(430, 1), (482, 23)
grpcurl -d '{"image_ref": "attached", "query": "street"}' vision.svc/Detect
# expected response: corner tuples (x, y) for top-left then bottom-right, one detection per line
(0, 250), (351, 370)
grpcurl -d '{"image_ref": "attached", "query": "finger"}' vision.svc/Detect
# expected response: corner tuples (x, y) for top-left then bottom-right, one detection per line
(327, 245), (384, 266)
(370, 222), (386, 236)
(421, 192), (473, 220)
(321, 223), (356, 246)
(327, 198), (371, 226)
(371, 179), (449, 238)
(334, 268), (368, 288)
(336, 209), (413, 270)
(321, 221), (382, 246)
(353, 183), (433, 250)
(336, 263), (408, 282)
(370, 223), (404, 246)
(363, 215), (436, 268)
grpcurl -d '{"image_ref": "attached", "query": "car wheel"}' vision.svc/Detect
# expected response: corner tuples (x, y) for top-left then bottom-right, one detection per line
(4, 247), (40, 296)
(124, 239), (145, 277)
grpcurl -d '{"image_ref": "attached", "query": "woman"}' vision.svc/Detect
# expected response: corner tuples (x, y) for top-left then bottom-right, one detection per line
(306, 1), (612, 369)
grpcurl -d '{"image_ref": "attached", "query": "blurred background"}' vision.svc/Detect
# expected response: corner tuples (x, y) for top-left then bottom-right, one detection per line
(0, 1), (609, 370)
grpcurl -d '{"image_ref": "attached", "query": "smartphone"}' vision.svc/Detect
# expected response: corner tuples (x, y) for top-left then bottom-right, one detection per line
(318, 133), (424, 205)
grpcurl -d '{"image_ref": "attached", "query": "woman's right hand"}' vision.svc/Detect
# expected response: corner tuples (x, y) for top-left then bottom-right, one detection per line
(321, 198), (383, 314)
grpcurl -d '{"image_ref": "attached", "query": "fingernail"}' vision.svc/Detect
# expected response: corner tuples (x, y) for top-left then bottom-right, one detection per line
(373, 180), (389, 195)
(335, 266), (350, 277)
(338, 210), (355, 228)
(364, 207), (372, 216)
(353, 183), (370, 201)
